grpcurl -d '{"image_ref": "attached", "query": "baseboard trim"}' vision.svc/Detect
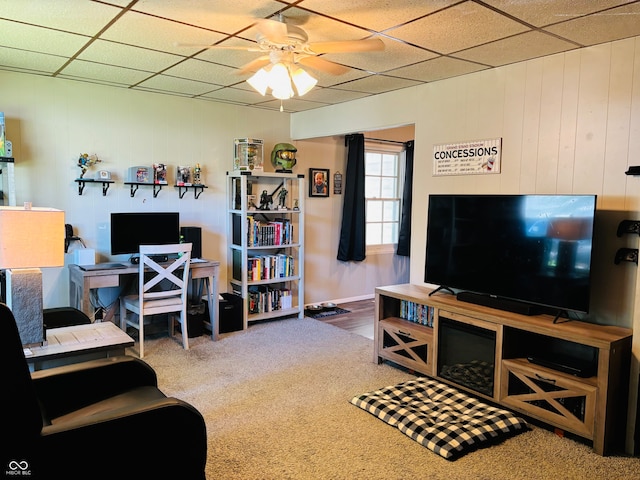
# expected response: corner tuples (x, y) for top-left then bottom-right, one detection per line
(328, 294), (375, 305)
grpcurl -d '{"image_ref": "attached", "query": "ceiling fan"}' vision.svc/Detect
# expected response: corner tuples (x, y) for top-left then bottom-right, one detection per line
(181, 17), (384, 100)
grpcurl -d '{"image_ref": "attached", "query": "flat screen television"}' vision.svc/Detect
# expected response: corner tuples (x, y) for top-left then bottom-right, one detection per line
(425, 194), (597, 314)
(110, 212), (180, 255)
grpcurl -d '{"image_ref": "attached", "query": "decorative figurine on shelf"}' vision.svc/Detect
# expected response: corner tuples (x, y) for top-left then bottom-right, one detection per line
(177, 165), (192, 186)
(270, 143), (297, 172)
(193, 163), (202, 185)
(153, 163), (167, 184)
(258, 182), (284, 210)
(277, 187), (288, 209)
(77, 153), (101, 179)
(258, 189), (272, 210)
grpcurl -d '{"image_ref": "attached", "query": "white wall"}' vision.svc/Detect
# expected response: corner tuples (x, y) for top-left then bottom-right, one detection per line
(293, 36), (640, 452)
(0, 70), (291, 309)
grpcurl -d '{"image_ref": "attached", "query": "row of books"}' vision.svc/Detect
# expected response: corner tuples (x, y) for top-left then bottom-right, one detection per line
(400, 300), (434, 327)
(247, 216), (293, 246)
(248, 254), (295, 281)
(248, 286), (293, 314)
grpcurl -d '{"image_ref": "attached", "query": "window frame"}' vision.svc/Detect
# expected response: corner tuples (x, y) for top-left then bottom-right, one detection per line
(364, 141), (405, 255)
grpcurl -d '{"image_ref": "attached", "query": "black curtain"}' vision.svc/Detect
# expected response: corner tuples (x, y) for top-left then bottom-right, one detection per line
(396, 140), (414, 256)
(337, 134), (366, 261)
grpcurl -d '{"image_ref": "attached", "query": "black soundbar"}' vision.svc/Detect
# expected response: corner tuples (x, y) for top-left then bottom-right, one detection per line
(456, 291), (541, 316)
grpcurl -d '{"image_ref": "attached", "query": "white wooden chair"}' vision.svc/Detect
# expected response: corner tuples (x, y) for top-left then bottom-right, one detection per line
(120, 243), (192, 358)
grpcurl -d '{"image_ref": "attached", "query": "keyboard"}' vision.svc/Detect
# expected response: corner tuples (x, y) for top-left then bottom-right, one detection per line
(79, 263), (127, 271)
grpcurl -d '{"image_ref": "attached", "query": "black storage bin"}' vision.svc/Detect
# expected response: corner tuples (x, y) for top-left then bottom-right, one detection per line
(219, 293), (243, 333)
(183, 302), (205, 337)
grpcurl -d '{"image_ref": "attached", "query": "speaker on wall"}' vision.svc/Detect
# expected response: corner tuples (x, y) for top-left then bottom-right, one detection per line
(181, 226), (202, 259)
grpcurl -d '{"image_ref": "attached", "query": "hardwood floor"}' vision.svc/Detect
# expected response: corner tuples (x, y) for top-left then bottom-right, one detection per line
(316, 298), (375, 340)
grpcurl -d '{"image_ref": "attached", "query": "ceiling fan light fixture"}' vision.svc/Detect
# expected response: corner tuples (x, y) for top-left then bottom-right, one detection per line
(268, 63), (294, 100)
(290, 67), (317, 96)
(247, 68), (270, 96)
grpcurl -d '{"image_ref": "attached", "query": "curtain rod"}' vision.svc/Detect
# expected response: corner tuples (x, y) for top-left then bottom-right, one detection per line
(364, 137), (407, 145)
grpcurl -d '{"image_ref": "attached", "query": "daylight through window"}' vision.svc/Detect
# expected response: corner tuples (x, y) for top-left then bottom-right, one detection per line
(365, 142), (404, 252)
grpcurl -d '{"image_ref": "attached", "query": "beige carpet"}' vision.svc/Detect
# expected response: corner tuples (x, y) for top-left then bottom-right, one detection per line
(138, 317), (640, 480)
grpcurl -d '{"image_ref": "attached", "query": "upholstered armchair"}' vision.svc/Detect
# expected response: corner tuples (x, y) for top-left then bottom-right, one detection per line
(1, 303), (207, 479)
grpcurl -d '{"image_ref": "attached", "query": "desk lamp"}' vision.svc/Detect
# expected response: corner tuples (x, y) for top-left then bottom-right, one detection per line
(0, 206), (65, 345)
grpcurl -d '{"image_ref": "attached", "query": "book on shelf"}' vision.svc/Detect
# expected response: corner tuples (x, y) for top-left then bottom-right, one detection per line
(400, 300), (434, 327)
(247, 254), (294, 281)
(247, 286), (294, 314)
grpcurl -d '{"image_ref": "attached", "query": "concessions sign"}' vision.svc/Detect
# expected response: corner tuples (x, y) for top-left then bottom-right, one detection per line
(433, 138), (502, 176)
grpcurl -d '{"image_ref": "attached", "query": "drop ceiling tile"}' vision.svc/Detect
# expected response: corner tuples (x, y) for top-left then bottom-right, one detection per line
(101, 11), (228, 55)
(201, 86), (269, 104)
(136, 74), (219, 96)
(0, 0), (122, 35)
(385, 56), (488, 83)
(321, 38), (437, 73)
(386, 1), (530, 54)
(0, 19), (89, 56)
(163, 59), (242, 87)
(544, 3), (640, 46)
(0, 49), (69, 74)
(58, 60), (152, 86)
(454, 31), (579, 67)
(336, 74), (422, 94)
(77, 40), (183, 72)
(300, 86), (371, 104)
(298, 0), (459, 32)
(131, 0), (285, 34)
(481, 0), (633, 28)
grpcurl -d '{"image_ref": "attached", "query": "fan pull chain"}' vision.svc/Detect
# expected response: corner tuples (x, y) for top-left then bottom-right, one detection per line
(280, 100), (284, 112)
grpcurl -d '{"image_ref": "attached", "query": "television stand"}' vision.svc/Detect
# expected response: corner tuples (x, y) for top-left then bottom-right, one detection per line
(374, 284), (633, 456)
(456, 291), (541, 316)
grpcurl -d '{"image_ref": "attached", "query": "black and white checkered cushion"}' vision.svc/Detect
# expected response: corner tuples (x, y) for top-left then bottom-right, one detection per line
(351, 377), (529, 460)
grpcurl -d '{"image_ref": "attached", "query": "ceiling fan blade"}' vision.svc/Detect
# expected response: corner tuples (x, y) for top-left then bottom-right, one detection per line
(308, 38), (384, 54)
(298, 56), (350, 75)
(237, 56), (271, 75)
(255, 18), (289, 44)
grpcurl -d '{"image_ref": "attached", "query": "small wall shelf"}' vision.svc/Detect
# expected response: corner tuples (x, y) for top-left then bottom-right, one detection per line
(175, 184), (208, 199)
(124, 182), (164, 198)
(75, 178), (114, 196)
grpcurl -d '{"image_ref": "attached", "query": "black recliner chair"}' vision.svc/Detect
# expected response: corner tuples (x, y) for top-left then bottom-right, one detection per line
(1, 302), (207, 479)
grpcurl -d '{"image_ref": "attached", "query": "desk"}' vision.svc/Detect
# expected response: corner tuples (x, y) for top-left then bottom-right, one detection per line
(25, 321), (134, 371)
(69, 260), (221, 340)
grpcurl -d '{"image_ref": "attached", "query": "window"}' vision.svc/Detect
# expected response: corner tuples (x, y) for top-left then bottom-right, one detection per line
(365, 142), (404, 253)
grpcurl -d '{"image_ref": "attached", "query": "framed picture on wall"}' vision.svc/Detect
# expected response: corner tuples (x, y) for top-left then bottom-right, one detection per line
(309, 168), (329, 197)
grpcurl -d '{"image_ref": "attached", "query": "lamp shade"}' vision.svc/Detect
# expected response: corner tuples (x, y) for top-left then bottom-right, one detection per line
(0, 207), (65, 269)
(290, 67), (317, 96)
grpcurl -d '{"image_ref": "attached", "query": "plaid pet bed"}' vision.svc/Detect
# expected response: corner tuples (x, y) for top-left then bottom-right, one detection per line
(350, 377), (529, 460)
